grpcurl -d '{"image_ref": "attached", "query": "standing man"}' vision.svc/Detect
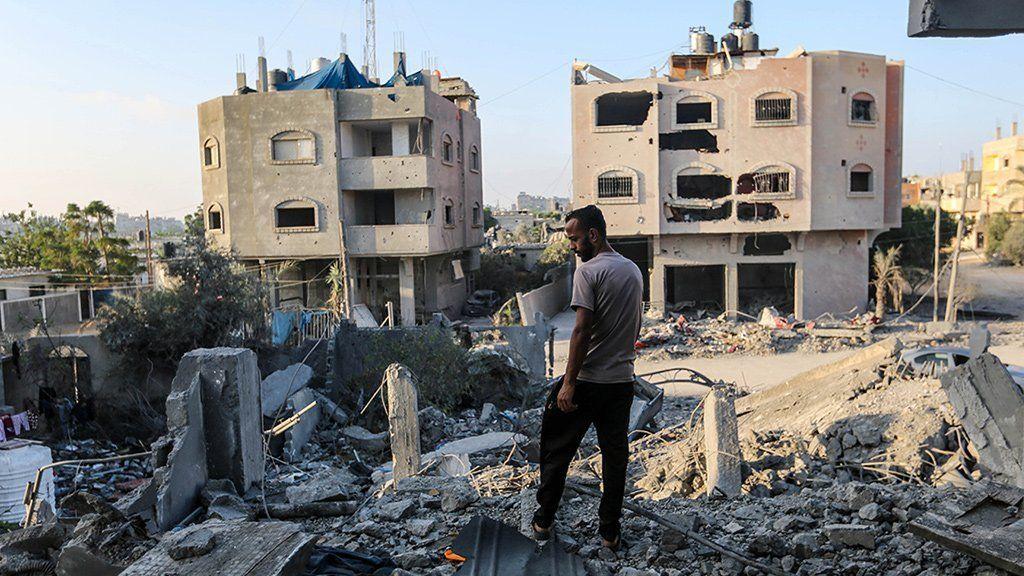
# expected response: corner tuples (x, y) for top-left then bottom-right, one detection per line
(532, 204), (643, 549)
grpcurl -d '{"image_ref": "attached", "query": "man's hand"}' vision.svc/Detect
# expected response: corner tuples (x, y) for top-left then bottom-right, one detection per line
(557, 381), (577, 413)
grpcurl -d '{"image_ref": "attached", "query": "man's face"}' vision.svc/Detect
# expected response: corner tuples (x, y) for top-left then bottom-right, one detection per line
(565, 219), (596, 262)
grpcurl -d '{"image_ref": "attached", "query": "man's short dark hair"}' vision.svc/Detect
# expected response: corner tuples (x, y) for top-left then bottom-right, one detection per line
(565, 204), (607, 239)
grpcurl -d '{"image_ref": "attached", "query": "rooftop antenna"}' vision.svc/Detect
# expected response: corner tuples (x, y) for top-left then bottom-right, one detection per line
(363, 0), (378, 79)
(287, 49), (295, 80)
(340, 32), (348, 54)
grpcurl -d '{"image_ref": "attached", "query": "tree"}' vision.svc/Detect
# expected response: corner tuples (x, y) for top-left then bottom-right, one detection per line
(83, 201), (116, 271)
(872, 246), (905, 319)
(873, 206), (955, 271)
(483, 207), (498, 230)
(984, 212), (1015, 260)
(1000, 220), (1024, 265)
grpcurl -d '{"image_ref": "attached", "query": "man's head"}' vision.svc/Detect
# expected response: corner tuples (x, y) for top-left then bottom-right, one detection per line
(564, 204), (607, 262)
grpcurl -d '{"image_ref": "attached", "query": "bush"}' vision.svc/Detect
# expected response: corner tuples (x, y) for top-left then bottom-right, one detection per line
(1001, 220), (1024, 265)
(985, 212), (1015, 259)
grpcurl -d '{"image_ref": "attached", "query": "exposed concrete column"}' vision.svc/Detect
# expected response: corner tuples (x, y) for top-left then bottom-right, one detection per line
(649, 259), (666, 312)
(392, 121), (411, 156)
(794, 263), (805, 320)
(725, 264), (739, 320)
(704, 387), (742, 498)
(399, 257), (416, 326)
(385, 364), (420, 482)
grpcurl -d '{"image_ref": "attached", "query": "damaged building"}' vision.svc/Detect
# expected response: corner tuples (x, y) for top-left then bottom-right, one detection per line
(198, 50), (484, 325)
(570, 2), (904, 318)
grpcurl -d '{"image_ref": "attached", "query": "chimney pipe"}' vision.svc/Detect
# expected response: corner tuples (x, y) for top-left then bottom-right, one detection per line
(257, 55), (269, 93)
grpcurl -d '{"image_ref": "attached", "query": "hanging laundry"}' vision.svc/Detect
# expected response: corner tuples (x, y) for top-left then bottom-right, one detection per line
(11, 412), (30, 435)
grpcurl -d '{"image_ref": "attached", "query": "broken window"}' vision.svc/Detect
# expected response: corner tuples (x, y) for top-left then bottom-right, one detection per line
(659, 131), (719, 152)
(676, 97), (713, 126)
(411, 118), (433, 155)
(851, 93), (876, 124)
(676, 174), (731, 199)
(850, 164), (873, 194)
(597, 170), (635, 199)
(275, 200), (317, 229)
(208, 204), (223, 231)
(754, 93), (794, 124)
(738, 263), (795, 315)
(737, 202), (781, 222)
(442, 134), (454, 163)
(665, 200), (732, 222)
(665, 265), (725, 313)
(202, 137), (219, 168)
(271, 131), (315, 162)
(595, 92), (653, 126)
(444, 199), (455, 227)
(738, 166), (792, 196)
(743, 233), (791, 256)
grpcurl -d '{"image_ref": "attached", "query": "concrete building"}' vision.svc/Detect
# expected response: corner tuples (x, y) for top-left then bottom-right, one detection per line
(198, 51), (484, 325)
(981, 124), (1024, 216)
(515, 192), (570, 213)
(570, 4), (903, 318)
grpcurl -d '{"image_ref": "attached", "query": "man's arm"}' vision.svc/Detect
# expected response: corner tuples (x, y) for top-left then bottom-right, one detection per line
(558, 306), (594, 412)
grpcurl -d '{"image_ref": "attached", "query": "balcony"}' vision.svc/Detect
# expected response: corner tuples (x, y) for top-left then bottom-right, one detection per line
(345, 224), (449, 256)
(339, 156), (433, 190)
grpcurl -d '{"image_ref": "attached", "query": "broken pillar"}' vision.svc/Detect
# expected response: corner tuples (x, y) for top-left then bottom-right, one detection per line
(261, 363), (313, 417)
(173, 348), (264, 493)
(385, 364), (421, 482)
(939, 353), (1024, 487)
(399, 258), (416, 327)
(283, 388), (320, 462)
(152, 371), (208, 531)
(704, 387), (742, 498)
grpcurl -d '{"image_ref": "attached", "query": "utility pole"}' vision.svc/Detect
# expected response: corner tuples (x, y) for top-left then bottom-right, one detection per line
(145, 210), (154, 283)
(944, 164), (970, 323)
(932, 185), (942, 322)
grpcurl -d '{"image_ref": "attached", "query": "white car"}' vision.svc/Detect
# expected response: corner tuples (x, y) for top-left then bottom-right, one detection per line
(900, 346), (1024, 391)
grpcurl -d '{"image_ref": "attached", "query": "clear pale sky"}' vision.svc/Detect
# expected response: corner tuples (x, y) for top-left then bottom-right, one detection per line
(1, 0), (1021, 218)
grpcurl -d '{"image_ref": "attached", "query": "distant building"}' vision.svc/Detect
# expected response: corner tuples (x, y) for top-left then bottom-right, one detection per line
(515, 193), (570, 213)
(114, 213), (184, 238)
(981, 124), (1024, 215)
(901, 180), (922, 207)
(571, 7), (903, 319)
(198, 50), (484, 325)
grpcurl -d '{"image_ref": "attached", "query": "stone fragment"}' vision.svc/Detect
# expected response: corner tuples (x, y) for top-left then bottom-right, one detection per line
(342, 425), (389, 452)
(261, 363), (314, 417)
(394, 551), (432, 569)
(378, 499), (417, 521)
(285, 468), (358, 504)
(441, 482), (480, 512)
(858, 502), (882, 521)
(480, 403), (496, 423)
(283, 388), (320, 462)
(824, 524), (876, 550)
(704, 388), (742, 498)
(791, 532), (819, 559)
(168, 528), (216, 560)
(406, 518), (436, 537)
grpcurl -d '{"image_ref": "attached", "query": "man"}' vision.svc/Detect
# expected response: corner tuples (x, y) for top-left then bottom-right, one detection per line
(532, 204), (643, 549)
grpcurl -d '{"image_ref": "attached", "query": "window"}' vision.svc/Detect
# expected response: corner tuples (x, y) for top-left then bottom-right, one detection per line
(275, 199), (318, 231)
(442, 134), (454, 164)
(443, 199), (455, 227)
(594, 92), (653, 128)
(0, 289), (6, 301)
(1004, 157), (1011, 169)
(597, 171), (634, 199)
(752, 91), (796, 125)
(207, 204), (223, 232)
(411, 119), (433, 156)
(270, 130), (315, 163)
(29, 285), (46, 297)
(457, 141), (463, 163)
(674, 92), (718, 129)
(849, 164), (874, 195)
(850, 92), (877, 124)
(470, 146), (480, 172)
(472, 202), (482, 227)
(202, 137), (220, 169)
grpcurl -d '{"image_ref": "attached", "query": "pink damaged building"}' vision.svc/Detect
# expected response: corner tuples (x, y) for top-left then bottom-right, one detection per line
(570, 2), (903, 319)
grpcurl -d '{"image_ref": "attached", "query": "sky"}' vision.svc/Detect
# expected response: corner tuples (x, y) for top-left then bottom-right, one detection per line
(1, 0), (1022, 219)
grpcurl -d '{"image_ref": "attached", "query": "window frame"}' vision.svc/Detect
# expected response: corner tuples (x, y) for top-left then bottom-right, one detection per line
(740, 162), (798, 201)
(441, 134), (455, 165)
(443, 198), (456, 228)
(207, 202), (225, 233)
(672, 91), (719, 130)
(591, 92), (653, 133)
(471, 201), (482, 228)
(847, 163), (875, 197)
(848, 90), (879, 127)
(202, 136), (221, 170)
(750, 88), (798, 127)
(594, 165), (640, 205)
(469, 145), (480, 173)
(269, 129), (317, 165)
(274, 198), (320, 233)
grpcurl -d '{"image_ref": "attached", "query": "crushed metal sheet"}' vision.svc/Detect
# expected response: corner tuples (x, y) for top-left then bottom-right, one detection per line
(523, 541), (587, 576)
(451, 516), (537, 576)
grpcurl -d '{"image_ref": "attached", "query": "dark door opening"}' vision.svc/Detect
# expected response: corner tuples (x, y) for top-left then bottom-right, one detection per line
(738, 263), (795, 315)
(664, 265), (726, 313)
(608, 237), (651, 302)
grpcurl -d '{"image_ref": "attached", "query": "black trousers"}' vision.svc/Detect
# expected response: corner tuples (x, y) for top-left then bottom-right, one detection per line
(533, 378), (633, 541)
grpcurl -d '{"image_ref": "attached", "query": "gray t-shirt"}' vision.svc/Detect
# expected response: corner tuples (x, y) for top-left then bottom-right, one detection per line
(571, 251), (643, 384)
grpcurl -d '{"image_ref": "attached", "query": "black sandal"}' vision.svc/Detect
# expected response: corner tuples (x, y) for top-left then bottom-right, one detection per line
(532, 521), (552, 541)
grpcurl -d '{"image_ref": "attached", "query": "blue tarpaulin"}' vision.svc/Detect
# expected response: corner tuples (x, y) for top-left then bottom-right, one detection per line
(276, 56), (424, 92)
(272, 310), (297, 346)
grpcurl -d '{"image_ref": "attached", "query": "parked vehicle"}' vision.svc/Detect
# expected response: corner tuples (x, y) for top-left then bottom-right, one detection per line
(900, 346), (1024, 390)
(463, 290), (501, 317)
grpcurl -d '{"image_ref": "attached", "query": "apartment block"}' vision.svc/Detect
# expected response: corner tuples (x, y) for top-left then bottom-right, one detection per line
(198, 52), (484, 325)
(570, 3), (903, 319)
(981, 124), (1024, 215)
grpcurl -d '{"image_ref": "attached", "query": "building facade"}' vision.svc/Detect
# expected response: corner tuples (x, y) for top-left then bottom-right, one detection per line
(515, 192), (569, 213)
(198, 52), (484, 325)
(981, 124), (1024, 215)
(570, 14), (903, 319)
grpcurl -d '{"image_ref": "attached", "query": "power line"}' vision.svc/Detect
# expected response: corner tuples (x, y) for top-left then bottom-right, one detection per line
(905, 64), (1024, 109)
(478, 61), (569, 108)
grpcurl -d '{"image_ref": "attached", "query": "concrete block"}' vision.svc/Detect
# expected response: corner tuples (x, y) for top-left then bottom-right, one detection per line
(283, 388), (319, 462)
(153, 372), (207, 531)
(261, 363), (314, 418)
(939, 353), (1024, 487)
(175, 348), (264, 493)
(385, 364), (421, 483)
(704, 388), (742, 498)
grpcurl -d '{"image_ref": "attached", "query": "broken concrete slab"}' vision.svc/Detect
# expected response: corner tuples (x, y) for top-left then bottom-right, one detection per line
(704, 388), (742, 499)
(283, 388), (320, 462)
(939, 353), (1024, 487)
(285, 467), (358, 505)
(262, 363), (314, 418)
(121, 520), (314, 576)
(342, 425), (389, 452)
(311, 389), (349, 426)
(174, 348), (264, 493)
(152, 371), (208, 531)
(436, 431), (528, 456)
(824, 524), (876, 550)
(168, 528), (216, 560)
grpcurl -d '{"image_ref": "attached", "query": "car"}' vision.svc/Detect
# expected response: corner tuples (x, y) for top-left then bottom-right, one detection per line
(900, 346), (1024, 391)
(463, 289), (502, 317)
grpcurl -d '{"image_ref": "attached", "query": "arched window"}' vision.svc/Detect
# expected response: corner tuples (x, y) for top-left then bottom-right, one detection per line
(456, 140), (463, 163)
(737, 163), (796, 198)
(596, 167), (639, 202)
(443, 198), (455, 227)
(752, 89), (797, 125)
(202, 137), (220, 169)
(270, 130), (315, 163)
(674, 163), (729, 199)
(441, 134), (454, 164)
(207, 203), (224, 232)
(471, 201), (482, 227)
(470, 146), (480, 172)
(674, 92), (718, 129)
(850, 92), (877, 124)
(274, 198), (318, 231)
(849, 164), (874, 195)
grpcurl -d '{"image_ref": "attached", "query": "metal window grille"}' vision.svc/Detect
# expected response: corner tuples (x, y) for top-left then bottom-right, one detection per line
(752, 171), (790, 194)
(755, 98), (792, 122)
(598, 175), (634, 198)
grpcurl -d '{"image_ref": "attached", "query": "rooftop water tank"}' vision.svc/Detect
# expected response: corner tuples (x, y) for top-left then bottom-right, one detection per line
(721, 33), (740, 54)
(732, 0), (753, 29)
(267, 69), (289, 91)
(310, 57), (332, 73)
(741, 31), (760, 51)
(0, 444), (54, 523)
(690, 27), (715, 55)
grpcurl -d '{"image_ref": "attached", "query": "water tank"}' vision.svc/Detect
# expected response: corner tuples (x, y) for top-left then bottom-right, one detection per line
(732, 0), (753, 29)
(690, 29), (715, 55)
(721, 33), (740, 54)
(310, 57), (332, 72)
(0, 445), (54, 523)
(741, 31), (760, 51)
(267, 69), (289, 91)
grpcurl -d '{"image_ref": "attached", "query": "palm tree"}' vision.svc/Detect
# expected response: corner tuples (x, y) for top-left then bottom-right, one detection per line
(872, 246), (905, 320)
(83, 201), (116, 272)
